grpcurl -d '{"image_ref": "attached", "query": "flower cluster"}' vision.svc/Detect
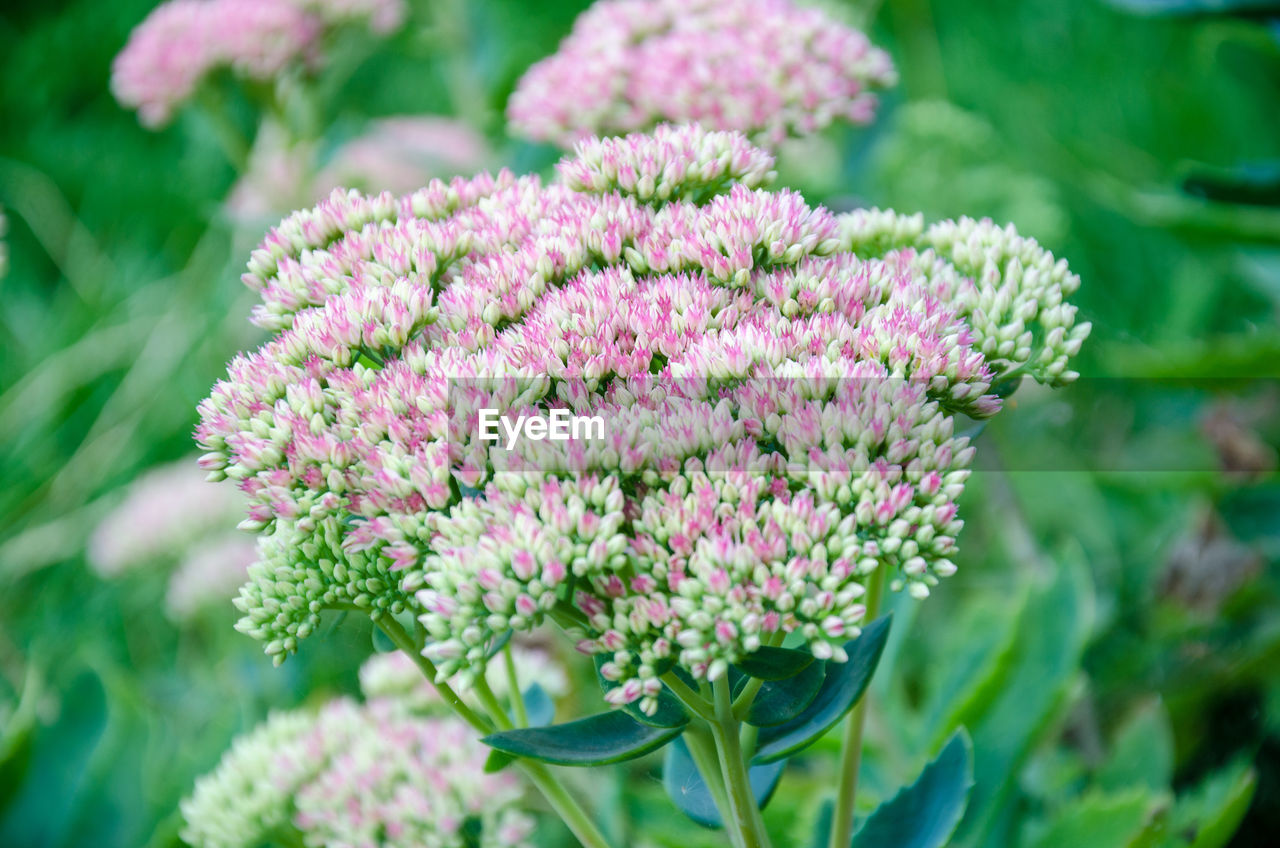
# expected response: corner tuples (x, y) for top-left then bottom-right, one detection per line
(227, 116), (492, 221)
(508, 0), (897, 148)
(181, 658), (534, 848)
(199, 123), (1089, 712)
(111, 0), (406, 127)
(88, 459), (256, 620)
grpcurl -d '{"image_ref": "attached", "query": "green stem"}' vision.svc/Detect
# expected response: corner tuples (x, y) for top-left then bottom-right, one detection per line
(828, 567), (888, 848)
(375, 616), (489, 733)
(660, 671), (716, 722)
(503, 643), (529, 727)
(685, 723), (744, 846)
(195, 87), (250, 173)
(520, 761), (613, 848)
(711, 677), (773, 848)
(424, 0), (493, 134)
(740, 723), (759, 760)
(472, 673), (511, 730)
(469, 678), (613, 848)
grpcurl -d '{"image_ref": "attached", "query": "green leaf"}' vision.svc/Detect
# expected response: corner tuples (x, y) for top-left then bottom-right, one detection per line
(593, 655), (689, 728)
(733, 646), (816, 680)
(920, 595), (1022, 750)
(1097, 699), (1174, 793)
(485, 683), (560, 772)
(1163, 759), (1256, 848)
(1024, 788), (1160, 848)
(1182, 162), (1280, 208)
(663, 736), (786, 828)
(1106, 0), (1280, 18)
(482, 710), (686, 767)
(734, 659), (826, 727)
(370, 625), (397, 653)
(521, 683), (556, 728)
(752, 615), (892, 764)
(850, 730), (974, 848)
(952, 552), (1095, 846)
(809, 800), (835, 848)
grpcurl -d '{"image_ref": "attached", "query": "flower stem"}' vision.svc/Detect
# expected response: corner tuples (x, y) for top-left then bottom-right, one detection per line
(472, 672), (511, 730)
(827, 566), (888, 848)
(469, 676), (614, 848)
(503, 642), (529, 727)
(684, 723), (744, 846)
(660, 670), (716, 722)
(711, 677), (773, 848)
(375, 615), (489, 733)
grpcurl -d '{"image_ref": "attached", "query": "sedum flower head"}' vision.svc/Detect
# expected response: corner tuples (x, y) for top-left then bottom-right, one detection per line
(198, 123), (1089, 712)
(181, 664), (533, 848)
(508, 0), (897, 148)
(111, 0), (406, 127)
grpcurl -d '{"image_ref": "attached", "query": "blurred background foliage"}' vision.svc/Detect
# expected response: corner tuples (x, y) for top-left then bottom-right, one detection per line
(1, 0), (1277, 845)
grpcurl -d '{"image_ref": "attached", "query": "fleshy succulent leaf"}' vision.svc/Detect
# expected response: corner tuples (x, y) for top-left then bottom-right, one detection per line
(482, 710), (686, 767)
(752, 614), (892, 764)
(663, 736), (786, 828)
(849, 730), (974, 848)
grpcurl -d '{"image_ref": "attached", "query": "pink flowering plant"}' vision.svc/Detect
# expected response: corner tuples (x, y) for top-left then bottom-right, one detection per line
(508, 0), (897, 148)
(196, 116), (1088, 848)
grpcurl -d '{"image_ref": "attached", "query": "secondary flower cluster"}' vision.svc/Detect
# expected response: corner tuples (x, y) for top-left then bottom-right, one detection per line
(88, 459), (256, 621)
(508, 0), (897, 148)
(198, 123), (1088, 712)
(181, 658), (534, 848)
(111, 0), (406, 127)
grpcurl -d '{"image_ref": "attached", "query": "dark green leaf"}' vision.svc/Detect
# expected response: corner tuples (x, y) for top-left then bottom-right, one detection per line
(663, 736), (786, 828)
(752, 614), (893, 764)
(593, 655), (689, 728)
(733, 646), (816, 680)
(1183, 162), (1280, 207)
(1166, 759), (1257, 848)
(734, 659), (826, 727)
(992, 376), (1023, 398)
(1106, 0), (1280, 16)
(809, 800), (835, 848)
(485, 683), (558, 772)
(482, 710), (686, 767)
(849, 730), (973, 848)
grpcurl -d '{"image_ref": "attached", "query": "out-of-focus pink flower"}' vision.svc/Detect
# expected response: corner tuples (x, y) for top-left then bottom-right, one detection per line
(315, 116), (491, 196)
(87, 458), (246, 576)
(508, 0), (897, 148)
(112, 0), (407, 127)
(166, 534), (259, 620)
